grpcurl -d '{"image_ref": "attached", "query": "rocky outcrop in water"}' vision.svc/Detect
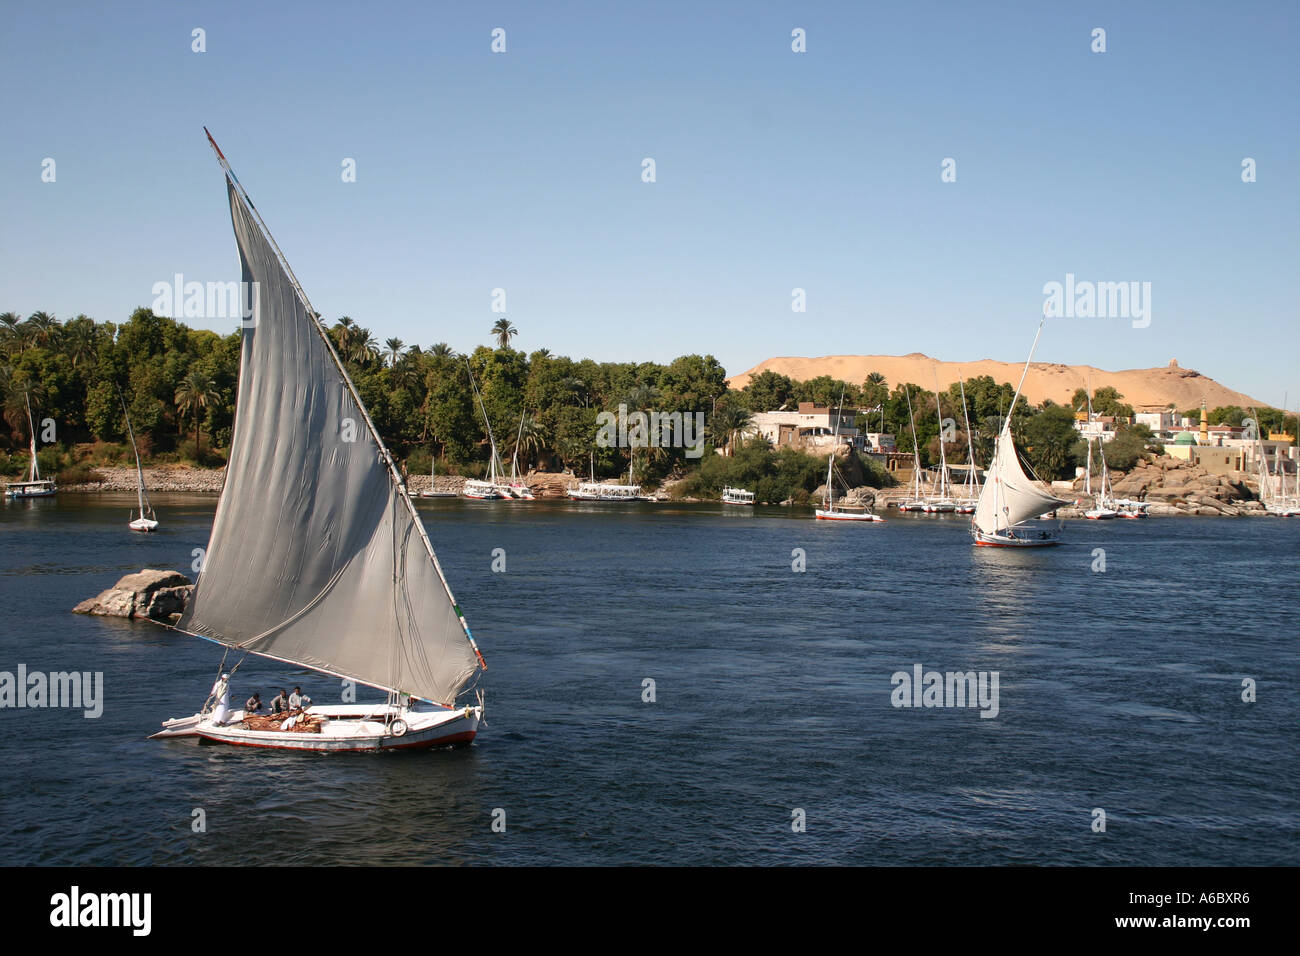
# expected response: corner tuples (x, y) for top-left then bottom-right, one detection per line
(72, 569), (193, 622)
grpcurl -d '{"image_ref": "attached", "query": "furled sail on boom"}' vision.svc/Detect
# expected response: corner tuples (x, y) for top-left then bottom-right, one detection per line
(178, 135), (484, 706)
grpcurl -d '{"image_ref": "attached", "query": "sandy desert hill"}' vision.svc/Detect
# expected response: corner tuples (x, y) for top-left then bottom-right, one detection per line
(726, 354), (1267, 411)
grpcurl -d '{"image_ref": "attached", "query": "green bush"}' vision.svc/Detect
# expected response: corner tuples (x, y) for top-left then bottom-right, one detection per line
(57, 462), (105, 485)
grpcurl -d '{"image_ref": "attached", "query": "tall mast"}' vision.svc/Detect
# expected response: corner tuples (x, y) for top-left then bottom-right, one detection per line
(904, 386), (922, 498)
(119, 388), (148, 517)
(465, 357), (502, 486)
(25, 392), (39, 482)
(958, 374), (978, 496)
(933, 374), (950, 498)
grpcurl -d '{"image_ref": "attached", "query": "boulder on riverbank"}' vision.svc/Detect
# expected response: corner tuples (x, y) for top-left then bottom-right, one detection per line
(73, 569), (193, 622)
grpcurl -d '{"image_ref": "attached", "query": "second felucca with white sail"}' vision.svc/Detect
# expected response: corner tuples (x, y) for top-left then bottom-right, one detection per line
(154, 131), (486, 751)
(970, 318), (1067, 547)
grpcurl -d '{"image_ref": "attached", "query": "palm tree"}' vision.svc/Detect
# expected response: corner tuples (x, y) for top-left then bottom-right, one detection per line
(175, 369), (219, 457)
(62, 316), (98, 367)
(510, 413), (549, 470)
(490, 318), (517, 349)
(711, 404), (754, 456)
(384, 337), (405, 367)
(429, 342), (456, 359)
(25, 311), (60, 348)
(353, 328), (380, 364)
(0, 313), (19, 357)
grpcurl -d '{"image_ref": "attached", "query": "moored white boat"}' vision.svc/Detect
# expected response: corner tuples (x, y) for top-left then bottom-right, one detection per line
(814, 390), (883, 522)
(567, 480), (644, 501)
(121, 390), (159, 532)
(721, 486), (755, 505)
(4, 393), (56, 500)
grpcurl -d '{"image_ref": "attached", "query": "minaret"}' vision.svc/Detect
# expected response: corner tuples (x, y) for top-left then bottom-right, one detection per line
(1199, 400), (1208, 444)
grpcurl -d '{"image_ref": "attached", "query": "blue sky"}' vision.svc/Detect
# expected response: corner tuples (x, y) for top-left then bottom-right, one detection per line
(2, 1), (1296, 402)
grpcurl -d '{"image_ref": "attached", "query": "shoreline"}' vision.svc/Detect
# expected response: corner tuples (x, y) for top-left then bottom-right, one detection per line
(24, 456), (1274, 517)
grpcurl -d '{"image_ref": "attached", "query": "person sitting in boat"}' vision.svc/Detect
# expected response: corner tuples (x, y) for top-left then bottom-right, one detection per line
(244, 692), (263, 714)
(269, 688), (290, 714)
(289, 686), (311, 711)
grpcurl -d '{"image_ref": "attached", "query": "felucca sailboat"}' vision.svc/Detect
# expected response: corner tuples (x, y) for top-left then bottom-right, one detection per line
(814, 391), (883, 521)
(4, 393), (57, 499)
(119, 391), (158, 531)
(155, 131), (486, 750)
(970, 318), (1066, 547)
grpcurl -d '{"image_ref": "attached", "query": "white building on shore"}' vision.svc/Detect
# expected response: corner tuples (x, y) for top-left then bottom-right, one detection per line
(751, 402), (865, 451)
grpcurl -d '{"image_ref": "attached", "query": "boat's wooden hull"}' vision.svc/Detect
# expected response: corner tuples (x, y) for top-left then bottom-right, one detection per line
(815, 509), (883, 521)
(129, 518), (159, 532)
(972, 529), (1061, 547)
(5, 487), (57, 499)
(191, 706), (481, 752)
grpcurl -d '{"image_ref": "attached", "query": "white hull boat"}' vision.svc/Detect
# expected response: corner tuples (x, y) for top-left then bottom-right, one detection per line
(155, 131), (489, 754)
(815, 508), (884, 521)
(5, 481), (57, 499)
(191, 703), (481, 752)
(972, 527), (1061, 547)
(463, 479), (505, 500)
(969, 317), (1067, 549)
(814, 390), (883, 522)
(121, 390), (160, 532)
(5, 394), (56, 499)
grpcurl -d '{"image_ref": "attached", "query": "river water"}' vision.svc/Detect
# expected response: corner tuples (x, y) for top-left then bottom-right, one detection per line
(1, 494), (1296, 865)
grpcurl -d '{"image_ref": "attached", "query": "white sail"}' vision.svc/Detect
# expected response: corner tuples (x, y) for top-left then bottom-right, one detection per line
(973, 430), (1064, 533)
(972, 318), (1065, 534)
(178, 167), (483, 706)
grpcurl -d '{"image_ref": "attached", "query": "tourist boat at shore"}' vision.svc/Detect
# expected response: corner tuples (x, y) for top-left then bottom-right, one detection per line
(1245, 406), (1298, 517)
(721, 486), (755, 505)
(154, 130), (486, 752)
(814, 391), (883, 522)
(953, 376), (981, 514)
(121, 391), (159, 531)
(921, 382), (958, 513)
(462, 362), (518, 500)
(568, 480), (645, 501)
(896, 386), (928, 511)
(4, 393), (57, 500)
(1080, 394), (1118, 520)
(503, 412), (537, 499)
(971, 318), (1066, 547)
(1115, 498), (1149, 518)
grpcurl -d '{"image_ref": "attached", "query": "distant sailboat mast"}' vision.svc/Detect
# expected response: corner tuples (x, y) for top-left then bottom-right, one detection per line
(118, 388), (155, 525)
(903, 386), (923, 501)
(25, 392), (40, 483)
